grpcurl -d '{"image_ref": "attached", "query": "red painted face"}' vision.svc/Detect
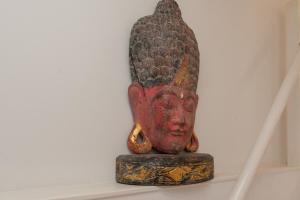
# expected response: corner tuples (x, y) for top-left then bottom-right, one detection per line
(128, 83), (198, 154)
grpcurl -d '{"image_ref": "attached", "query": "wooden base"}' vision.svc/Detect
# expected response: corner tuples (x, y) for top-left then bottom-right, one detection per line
(116, 153), (214, 186)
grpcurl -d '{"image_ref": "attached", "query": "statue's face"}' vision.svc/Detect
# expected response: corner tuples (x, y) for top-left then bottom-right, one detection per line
(129, 83), (198, 154)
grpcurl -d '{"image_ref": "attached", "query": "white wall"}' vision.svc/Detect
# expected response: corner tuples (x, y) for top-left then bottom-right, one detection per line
(285, 0), (300, 166)
(0, 0), (287, 192)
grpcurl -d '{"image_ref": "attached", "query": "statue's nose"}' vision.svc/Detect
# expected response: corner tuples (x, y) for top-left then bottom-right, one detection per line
(170, 108), (186, 128)
(175, 114), (185, 126)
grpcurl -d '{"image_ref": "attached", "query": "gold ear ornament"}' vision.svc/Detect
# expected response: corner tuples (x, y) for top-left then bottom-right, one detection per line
(127, 123), (152, 154)
(185, 131), (199, 153)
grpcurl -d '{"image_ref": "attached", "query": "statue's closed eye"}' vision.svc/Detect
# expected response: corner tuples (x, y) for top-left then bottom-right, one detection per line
(183, 98), (195, 112)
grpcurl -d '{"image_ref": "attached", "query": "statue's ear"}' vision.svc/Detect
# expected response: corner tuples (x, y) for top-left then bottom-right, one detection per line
(128, 83), (145, 116)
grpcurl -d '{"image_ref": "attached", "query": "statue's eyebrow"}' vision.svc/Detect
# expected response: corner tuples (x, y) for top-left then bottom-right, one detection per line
(184, 94), (196, 101)
(151, 90), (178, 102)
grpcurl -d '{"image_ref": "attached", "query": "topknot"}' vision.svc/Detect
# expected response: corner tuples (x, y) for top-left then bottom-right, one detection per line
(154, 0), (182, 18)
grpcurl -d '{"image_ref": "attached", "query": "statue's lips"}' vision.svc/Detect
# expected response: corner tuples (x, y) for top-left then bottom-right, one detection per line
(169, 131), (185, 136)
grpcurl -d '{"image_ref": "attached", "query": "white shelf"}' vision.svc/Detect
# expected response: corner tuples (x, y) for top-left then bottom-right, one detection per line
(1, 167), (299, 200)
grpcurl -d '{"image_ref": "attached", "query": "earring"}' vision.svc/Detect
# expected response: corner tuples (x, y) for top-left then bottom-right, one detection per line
(127, 123), (152, 154)
(185, 132), (199, 153)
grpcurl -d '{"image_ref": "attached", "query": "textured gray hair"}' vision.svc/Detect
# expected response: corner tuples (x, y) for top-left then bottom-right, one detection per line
(129, 0), (200, 91)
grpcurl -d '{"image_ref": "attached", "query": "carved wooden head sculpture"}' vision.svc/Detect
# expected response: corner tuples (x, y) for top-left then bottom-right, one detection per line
(128, 0), (200, 154)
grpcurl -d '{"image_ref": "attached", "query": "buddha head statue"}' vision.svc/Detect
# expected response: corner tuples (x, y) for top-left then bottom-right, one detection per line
(127, 0), (200, 154)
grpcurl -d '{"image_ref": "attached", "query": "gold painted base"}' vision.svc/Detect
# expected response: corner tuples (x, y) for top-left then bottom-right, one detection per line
(116, 153), (214, 186)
